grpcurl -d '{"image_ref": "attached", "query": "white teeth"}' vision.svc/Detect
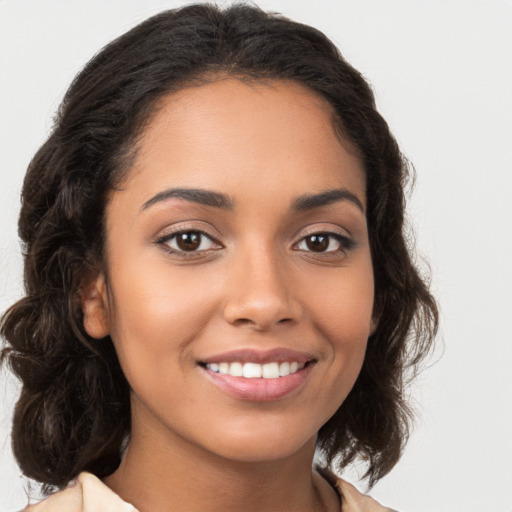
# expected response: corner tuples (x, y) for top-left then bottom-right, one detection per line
(205, 361), (305, 378)
(230, 362), (243, 377)
(243, 362), (262, 378)
(279, 362), (290, 377)
(262, 362), (280, 379)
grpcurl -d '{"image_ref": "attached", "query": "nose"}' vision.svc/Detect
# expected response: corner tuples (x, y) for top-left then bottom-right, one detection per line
(222, 245), (302, 331)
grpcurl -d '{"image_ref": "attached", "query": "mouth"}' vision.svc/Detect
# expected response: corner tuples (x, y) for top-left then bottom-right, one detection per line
(198, 360), (308, 378)
(197, 348), (317, 402)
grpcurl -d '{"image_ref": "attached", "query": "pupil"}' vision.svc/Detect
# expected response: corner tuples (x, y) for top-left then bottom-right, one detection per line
(306, 234), (328, 252)
(177, 232), (201, 251)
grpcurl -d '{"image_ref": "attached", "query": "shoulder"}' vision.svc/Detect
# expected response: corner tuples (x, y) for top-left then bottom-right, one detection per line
(23, 472), (137, 512)
(22, 471), (394, 512)
(336, 478), (398, 512)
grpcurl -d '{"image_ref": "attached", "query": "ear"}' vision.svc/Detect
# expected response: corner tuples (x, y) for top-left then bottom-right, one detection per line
(369, 315), (379, 336)
(80, 271), (110, 339)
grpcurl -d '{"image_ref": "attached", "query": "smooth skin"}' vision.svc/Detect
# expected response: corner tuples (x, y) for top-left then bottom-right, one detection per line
(82, 78), (376, 512)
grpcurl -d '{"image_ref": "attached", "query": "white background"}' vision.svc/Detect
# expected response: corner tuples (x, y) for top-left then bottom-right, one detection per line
(1, 1), (511, 511)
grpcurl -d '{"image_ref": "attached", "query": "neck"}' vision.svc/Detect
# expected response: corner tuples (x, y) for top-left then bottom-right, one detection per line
(103, 411), (338, 512)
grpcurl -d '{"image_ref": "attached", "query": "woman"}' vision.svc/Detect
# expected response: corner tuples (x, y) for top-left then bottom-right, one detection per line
(1, 4), (437, 511)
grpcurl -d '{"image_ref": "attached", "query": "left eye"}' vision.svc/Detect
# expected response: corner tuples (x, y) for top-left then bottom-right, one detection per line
(296, 233), (347, 253)
(162, 230), (220, 252)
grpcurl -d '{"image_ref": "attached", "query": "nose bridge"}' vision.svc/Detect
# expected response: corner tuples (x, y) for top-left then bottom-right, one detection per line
(223, 237), (299, 329)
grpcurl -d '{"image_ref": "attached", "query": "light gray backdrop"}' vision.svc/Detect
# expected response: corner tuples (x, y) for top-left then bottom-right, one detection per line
(1, 1), (511, 511)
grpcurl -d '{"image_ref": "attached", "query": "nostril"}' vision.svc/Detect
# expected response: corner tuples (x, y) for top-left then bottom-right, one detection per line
(223, 293), (302, 330)
(231, 317), (262, 328)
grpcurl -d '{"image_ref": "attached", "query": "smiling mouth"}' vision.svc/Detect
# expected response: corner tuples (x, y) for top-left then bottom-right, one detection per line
(197, 351), (316, 401)
(199, 361), (308, 379)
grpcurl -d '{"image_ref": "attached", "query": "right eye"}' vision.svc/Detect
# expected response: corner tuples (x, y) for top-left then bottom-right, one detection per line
(157, 230), (222, 255)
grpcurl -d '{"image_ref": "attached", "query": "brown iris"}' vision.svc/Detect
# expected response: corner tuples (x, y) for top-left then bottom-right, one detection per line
(176, 231), (201, 251)
(305, 234), (329, 252)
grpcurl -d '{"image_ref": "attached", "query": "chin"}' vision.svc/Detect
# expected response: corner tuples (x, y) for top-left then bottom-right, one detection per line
(196, 420), (318, 464)
(214, 441), (314, 464)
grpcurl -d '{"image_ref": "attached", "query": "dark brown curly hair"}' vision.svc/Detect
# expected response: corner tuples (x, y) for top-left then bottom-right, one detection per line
(1, 3), (438, 493)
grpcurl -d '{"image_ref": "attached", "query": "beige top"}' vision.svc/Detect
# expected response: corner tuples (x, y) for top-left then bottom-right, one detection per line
(23, 472), (395, 512)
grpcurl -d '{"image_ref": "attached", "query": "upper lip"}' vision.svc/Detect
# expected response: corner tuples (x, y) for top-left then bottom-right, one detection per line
(199, 348), (316, 365)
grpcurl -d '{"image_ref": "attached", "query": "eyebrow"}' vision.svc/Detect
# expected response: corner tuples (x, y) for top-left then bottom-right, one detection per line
(291, 188), (364, 213)
(141, 186), (364, 214)
(141, 187), (234, 211)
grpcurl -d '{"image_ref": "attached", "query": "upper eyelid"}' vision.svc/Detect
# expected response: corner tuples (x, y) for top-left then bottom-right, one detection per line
(157, 229), (221, 245)
(292, 225), (353, 243)
(299, 228), (348, 237)
(154, 222), (223, 242)
(294, 232), (353, 247)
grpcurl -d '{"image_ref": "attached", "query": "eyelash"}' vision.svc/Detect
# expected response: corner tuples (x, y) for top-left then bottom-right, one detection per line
(155, 229), (355, 258)
(155, 229), (222, 257)
(294, 232), (355, 255)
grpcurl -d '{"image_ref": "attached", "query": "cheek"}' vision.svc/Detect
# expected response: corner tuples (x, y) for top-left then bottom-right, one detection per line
(311, 264), (375, 345)
(105, 262), (222, 380)
(307, 265), (374, 400)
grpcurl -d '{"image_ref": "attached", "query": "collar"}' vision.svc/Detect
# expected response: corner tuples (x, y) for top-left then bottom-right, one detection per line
(25, 471), (395, 512)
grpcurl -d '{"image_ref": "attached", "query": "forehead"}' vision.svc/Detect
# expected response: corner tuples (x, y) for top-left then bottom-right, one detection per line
(119, 78), (365, 208)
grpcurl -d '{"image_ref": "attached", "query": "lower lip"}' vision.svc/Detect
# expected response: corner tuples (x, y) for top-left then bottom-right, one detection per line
(200, 364), (314, 402)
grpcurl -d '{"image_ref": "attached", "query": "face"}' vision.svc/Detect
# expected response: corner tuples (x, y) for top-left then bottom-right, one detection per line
(83, 79), (375, 464)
